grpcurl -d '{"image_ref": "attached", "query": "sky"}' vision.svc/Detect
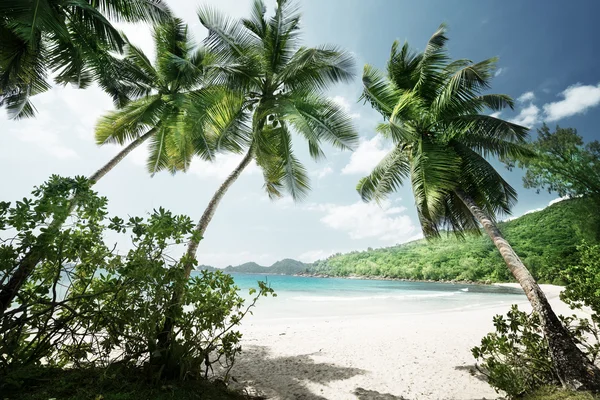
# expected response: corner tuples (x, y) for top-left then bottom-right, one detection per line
(2, 0), (600, 267)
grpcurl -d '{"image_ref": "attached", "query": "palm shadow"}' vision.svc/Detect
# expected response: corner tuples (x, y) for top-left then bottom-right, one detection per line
(353, 387), (408, 400)
(454, 364), (489, 383)
(230, 345), (366, 399)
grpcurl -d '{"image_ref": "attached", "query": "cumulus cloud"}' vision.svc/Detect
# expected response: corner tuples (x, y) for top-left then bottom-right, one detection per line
(308, 200), (417, 243)
(543, 83), (600, 122)
(517, 91), (536, 103)
(489, 111), (502, 118)
(188, 153), (259, 179)
(341, 136), (392, 175)
(330, 95), (360, 119)
(311, 166), (333, 179)
(510, 103), (540, 128)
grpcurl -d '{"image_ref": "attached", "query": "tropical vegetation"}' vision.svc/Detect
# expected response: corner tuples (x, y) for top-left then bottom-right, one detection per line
(309, 198), (600, 283)
(1, 0), (600, 398)
(508, 123), (600, 200)
(473, 241), (600, 398)
(356, 25), (600, 389)
(0, 0), (171, 119)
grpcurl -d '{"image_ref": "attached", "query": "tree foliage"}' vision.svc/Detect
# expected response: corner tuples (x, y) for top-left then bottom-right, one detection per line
(0, 0), (171, 119)
(358, 24), (531, 237)
(196, 0), (359, 201)
(309, 198), (600, 284)
(472, 243), (600, 398)
(0, 176), (273, 382)
(511, 124), (600, 199)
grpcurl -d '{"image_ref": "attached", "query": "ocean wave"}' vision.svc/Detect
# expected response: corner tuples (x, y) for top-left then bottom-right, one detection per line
(291, 291), (463, 302)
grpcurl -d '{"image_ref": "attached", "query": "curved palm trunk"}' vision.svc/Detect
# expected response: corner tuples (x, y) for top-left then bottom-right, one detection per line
(0, 130), (154, 316)
(89, 129), (155, 182)
(455, 189), (600, 391)
(157, 146), (254, 359)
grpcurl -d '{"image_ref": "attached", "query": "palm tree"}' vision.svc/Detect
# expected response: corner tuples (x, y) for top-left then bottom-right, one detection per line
(0, 0), (171, 119)
(157, 0), (359, 355)
(0, 19), (236, 315)
(357, 25), (600, 391)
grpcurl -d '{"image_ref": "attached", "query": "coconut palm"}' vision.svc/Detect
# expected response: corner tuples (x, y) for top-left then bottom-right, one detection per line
(157, 0), (359, 354)
(183, 0), (358, 275)
(357, 25), (600, 390)
(0, 18), (239, 316)
(92, 18), (234, 180)
(0, 0), (171, 119)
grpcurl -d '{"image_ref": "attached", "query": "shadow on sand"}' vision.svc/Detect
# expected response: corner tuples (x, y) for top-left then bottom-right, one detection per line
(353, 387), (407, 400)
(231, 345), (367, 399)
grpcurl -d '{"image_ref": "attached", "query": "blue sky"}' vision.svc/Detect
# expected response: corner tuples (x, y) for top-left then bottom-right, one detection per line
(2, 0), (600, 267)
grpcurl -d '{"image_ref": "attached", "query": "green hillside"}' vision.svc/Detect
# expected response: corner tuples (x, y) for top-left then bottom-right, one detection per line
(308, 198), (600, 284)
(218, 259), (309, 275)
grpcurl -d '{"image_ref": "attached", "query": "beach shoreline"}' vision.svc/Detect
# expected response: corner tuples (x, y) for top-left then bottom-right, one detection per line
(229, 284), (580, 400)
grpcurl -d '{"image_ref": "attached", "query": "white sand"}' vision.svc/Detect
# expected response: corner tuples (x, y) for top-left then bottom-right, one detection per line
(229, 284), (587, 400)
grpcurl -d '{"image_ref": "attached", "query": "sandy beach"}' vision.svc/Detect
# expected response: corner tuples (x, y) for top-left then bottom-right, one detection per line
(229, 284), (586, 400)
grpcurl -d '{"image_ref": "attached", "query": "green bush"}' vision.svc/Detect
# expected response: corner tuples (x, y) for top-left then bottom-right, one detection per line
(0, 176), (273, 388)
(473, 242), (600, 398)
(472, 305), (558, 397)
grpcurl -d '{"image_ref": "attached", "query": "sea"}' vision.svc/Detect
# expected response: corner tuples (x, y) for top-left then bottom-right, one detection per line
(190, 272), (527, 321)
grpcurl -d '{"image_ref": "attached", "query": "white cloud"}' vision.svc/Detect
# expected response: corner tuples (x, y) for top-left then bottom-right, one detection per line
(548, 196), (570, 206)
(543, 83), (600, 122)
(517, 91), (536, 103)
(330, 96), (360, 119)
(489, 111), (502, 118)
(3, 110), (79, 160)
(313, 166), (333, 179)
(510, 103), (540, 128)
(189, 152), (259, 179)
(313, 200), (417, 243)
(494, 68), (504, 77)
(341, 136), (392, 175)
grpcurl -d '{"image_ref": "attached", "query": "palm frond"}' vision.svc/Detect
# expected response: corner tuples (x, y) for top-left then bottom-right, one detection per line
(410, 138), (460, 237)
(276, 123), (310, 201)
(264, 0), (301, 74)
(92, 0), (172, 24)
(242, 0), (267, 39)
(357, 144), (410, 202)
(361, 64), (398, 118)
(279, 45), (355, 92)
(146, 123), (171, 175)
(198, 6), (261, 60)
(95, 95), (163, 145)
(281, 94), (358, 153)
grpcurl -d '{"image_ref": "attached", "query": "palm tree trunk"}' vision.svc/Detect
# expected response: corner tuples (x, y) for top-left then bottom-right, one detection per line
(89, 129), (155, 182)
(0, 130), (154, 316)
(156, 146), (254, 361)
(455, 189), (600, 391)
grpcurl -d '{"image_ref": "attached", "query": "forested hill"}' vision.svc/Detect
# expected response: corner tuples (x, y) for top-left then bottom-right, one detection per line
(195, 198), (598, 284)
(195, 259), (309, 275)
(309, 198), (600, 284)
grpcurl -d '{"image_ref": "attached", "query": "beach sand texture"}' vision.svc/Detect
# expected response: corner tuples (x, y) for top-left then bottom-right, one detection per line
(230, 284), (586, 400)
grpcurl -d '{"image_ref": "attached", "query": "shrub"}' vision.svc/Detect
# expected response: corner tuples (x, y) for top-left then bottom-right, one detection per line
(0, 176), (273, 387)
(473, 242), (600, 398)
(472, 305), (558, 397)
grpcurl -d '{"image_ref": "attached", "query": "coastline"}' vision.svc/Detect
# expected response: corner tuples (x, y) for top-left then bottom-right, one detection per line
(229, 283), (581, 400)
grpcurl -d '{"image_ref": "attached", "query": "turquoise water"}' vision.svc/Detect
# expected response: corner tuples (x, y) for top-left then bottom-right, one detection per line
(191, 272), (527, 320)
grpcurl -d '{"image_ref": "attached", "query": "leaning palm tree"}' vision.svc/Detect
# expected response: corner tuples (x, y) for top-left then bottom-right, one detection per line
(0, 0), (171, 119)
(157, 0), (359, 354)
(0, 18), (235, 315)
(357, 25), (600, 391)
(92, 18), (228, 180)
